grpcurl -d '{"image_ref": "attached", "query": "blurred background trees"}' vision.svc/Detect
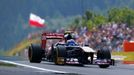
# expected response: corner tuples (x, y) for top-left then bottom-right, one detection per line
(73, 7), (134, 30)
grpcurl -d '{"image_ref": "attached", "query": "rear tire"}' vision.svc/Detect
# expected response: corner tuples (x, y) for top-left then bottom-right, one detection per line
(28, 44), (43, 63)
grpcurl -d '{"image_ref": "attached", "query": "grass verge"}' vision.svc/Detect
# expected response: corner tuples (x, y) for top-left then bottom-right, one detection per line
(0, 62), (17, 67)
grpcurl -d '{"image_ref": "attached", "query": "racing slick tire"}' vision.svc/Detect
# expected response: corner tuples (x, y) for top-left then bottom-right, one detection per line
(97, 49), (111, 68)
(54, 46), (66, 65)
(28, 44), (43, 63)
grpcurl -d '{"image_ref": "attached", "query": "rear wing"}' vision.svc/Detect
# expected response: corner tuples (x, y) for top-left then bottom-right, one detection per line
(41, 32), (64, 49)
(42, 33), (64, 39)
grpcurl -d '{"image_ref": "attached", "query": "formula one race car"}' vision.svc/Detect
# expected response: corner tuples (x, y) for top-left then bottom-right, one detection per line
(28, 32), (114, 68)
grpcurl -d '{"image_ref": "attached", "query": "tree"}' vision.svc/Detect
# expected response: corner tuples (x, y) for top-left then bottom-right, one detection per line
(85, 10), (94, 20)
(108, 7), (134, 26)
(86, 20), (94, 29)
(93, 15), (107, 26)
(108, 8), (123, 23)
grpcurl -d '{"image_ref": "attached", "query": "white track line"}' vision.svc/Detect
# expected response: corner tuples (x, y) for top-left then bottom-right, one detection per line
(0, 60), (67, 74)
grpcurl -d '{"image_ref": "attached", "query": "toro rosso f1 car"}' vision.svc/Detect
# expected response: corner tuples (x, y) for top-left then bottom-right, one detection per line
(28, 32), (114, 68)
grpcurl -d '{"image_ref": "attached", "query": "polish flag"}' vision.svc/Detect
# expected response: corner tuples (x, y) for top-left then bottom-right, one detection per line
(29, 13), (45, 28)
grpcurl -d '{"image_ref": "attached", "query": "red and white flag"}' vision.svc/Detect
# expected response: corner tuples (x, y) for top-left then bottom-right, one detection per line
(29, 13), (45, 28)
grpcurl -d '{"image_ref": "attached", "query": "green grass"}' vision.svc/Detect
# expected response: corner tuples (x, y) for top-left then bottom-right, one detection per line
(112, 52), (134, 61)
(0, 62), (17, 67)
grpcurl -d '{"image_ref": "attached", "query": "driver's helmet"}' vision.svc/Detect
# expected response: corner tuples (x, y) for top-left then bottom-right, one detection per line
(64, 30), (75, 40)
(64, 33), (72, 40)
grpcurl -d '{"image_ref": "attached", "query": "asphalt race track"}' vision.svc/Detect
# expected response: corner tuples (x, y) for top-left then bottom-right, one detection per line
(0, 60), (134, 75)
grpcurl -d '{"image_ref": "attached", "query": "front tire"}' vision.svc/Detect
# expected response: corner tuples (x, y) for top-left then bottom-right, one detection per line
(97, 49), (111, 68)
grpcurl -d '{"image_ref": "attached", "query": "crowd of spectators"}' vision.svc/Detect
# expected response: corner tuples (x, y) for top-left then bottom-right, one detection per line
(72, 23), (134, 52)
